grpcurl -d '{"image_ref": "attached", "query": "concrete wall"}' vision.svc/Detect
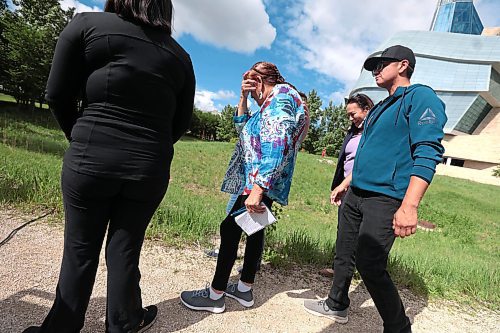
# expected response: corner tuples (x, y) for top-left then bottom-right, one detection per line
(473, 107), (500, 135)
(482, 27), (500, 36)
(442, 108), (500, 164)
(436, 164), (500, 186)
(439, 107), (499, 185)
(442, 134), (499, 164)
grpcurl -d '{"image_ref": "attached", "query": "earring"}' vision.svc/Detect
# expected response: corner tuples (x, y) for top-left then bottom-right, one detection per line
(258, 91), (263, 99)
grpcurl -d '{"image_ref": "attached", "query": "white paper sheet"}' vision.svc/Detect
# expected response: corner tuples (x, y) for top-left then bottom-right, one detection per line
(234, 205), (276, 236)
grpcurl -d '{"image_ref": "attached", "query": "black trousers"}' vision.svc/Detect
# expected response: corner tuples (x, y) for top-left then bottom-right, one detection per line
(211, 195), (272, 291)
(38, 166), (168, 333)
(330, 207), (348, 271)
(327, 187), (411, 333)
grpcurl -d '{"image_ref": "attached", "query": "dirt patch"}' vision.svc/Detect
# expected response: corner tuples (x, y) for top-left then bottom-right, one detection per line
(0, 208), (498, 332)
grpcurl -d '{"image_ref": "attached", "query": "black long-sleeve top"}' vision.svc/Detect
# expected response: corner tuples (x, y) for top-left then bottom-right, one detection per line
(46, 12), (195, 180)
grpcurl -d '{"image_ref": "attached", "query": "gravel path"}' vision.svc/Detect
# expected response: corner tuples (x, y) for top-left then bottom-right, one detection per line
(1, 209), (498, 333)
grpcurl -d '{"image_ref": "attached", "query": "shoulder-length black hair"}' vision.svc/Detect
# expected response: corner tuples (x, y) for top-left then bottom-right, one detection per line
(346, 93), (374, 111)
(104, 0), (173, 34)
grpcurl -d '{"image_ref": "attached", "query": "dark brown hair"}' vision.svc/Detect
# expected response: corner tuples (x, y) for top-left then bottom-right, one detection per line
(298, 91), (308, 104)
(105, 0), (173, 33)
(346, 93), (374, 111)
(249, 62), (286, 86)
(248, 61), (305, 96)
(406, 65), (414, 79)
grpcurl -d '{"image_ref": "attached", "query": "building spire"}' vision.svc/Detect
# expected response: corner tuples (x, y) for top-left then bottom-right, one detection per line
(429, 0), (483, 35)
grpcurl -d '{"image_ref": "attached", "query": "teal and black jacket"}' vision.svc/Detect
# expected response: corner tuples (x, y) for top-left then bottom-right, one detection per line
(351, 84), (447, 200)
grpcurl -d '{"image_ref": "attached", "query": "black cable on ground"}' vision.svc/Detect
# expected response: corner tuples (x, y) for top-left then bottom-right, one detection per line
(0, 209), (55, 248)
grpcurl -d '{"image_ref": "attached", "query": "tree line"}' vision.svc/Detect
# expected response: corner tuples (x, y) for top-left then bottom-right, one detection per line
(0, 0), (350, 157)
(192, 91), (349, 157)
(0, 0), (74, 106)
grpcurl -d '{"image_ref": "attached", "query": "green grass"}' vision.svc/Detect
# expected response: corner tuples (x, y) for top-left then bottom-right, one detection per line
(1, 103), (499, 309)
(0, 93), (49, 109)
(0, 93), (16, 103)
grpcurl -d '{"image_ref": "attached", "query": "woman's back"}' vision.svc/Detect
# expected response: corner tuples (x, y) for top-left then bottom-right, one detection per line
(46, 12), (195, 180)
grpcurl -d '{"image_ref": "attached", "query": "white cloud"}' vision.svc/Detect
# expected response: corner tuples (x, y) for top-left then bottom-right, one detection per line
(195, 89), (237, 112)
(172, 0), (276, 53)
(328, 91), (348, 106)
(59, 0), (101, 13)
(284, 0), (438, 92)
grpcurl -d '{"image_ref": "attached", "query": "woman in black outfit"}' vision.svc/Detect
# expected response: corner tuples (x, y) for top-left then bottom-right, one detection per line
(24, 1), (195, 332)
(318, 94), (374, 277)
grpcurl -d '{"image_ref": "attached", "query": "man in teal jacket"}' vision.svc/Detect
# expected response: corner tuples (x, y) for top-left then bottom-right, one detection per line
(304, 45), (447, 333)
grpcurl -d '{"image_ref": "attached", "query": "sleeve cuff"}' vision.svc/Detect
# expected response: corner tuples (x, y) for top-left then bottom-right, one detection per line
(411, 165), (435, 184)
(254, 177), (270, 191)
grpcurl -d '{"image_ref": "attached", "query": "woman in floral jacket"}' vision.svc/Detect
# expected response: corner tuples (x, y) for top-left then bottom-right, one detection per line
(181, 62), (308, 313)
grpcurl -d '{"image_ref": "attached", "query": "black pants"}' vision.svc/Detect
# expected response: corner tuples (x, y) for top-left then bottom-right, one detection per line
(38, 166), (168, 333)
(330, 208), (347, 271)
(327, 187), (411, 333)
(211, 195), (272, 291)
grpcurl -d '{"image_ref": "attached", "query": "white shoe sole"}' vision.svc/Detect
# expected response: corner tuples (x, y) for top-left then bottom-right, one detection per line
(303, 305), (348, 324)
(180, 297), (226, 313)
(225, 293), (255, 307)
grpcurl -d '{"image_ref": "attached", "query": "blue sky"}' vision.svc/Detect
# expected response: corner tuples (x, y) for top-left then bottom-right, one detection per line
(11, 0), (500, 111)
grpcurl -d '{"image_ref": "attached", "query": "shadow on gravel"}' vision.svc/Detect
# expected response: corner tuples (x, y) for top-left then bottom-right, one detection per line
(153, 266), (295, 332)
(288, 259), (429, 332)
(152, 262), (345, 332)
(150, 257), (429, 332)
(0, 288), (107, 332)
(2, 263), (428, 332)
(289, 282), (428, 333)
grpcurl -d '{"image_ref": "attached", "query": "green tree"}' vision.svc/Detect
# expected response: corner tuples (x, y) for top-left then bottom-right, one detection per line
(188, 108), (220, 141)
(216, 104), (238, 142)
(1, 0), (73, 105)
(200, 112), (219, 141)
(301, 90), (322, 154)
(318, 102), (349, 156)
(0, 0), (10, 86)
(188, 108), (203, 137)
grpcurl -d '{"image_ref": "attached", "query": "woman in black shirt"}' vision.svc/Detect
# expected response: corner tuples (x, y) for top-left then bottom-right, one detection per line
(24, 1), (195, 332)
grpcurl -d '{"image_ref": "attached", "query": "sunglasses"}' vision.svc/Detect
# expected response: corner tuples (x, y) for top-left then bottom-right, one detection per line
(371, 61), (397, 76)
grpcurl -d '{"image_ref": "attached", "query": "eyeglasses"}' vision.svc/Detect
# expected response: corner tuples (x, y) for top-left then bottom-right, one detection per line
(371, 61), (397, 76)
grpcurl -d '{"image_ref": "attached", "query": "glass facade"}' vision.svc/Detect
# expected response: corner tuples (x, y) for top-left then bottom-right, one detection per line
(490, 69), (500, 99)
(438, 92), (478, 132)
(432, 3), (455, 32)
(431, 0), (484, 35)
(354, 57), (491, 93)
(351, 31), (500, 134)
(455, 95), (492, 134)
(377, 31), (500, 63)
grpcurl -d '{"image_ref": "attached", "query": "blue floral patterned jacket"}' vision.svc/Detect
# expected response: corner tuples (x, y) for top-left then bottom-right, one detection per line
(221, 84), (308, 206)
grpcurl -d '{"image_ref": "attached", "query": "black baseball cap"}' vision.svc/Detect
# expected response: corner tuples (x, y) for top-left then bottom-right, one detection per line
(363, 45), (416, 71)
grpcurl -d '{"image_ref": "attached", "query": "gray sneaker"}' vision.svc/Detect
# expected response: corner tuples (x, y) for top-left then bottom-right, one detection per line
(180, 285), (226, 313)
(225, 282), (254, 307)
(303, 299), (348, 324)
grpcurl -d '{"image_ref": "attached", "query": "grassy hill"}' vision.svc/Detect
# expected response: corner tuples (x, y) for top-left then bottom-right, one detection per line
(1, 103), (499, 309)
